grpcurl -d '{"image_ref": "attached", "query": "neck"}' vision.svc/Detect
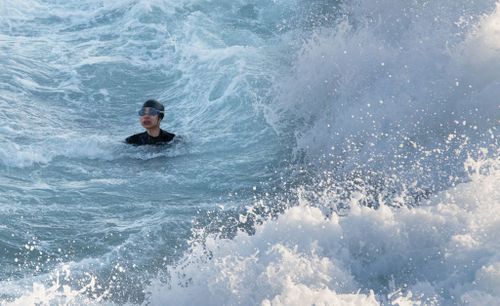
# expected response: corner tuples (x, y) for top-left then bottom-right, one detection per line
(146, 126), (161, 137)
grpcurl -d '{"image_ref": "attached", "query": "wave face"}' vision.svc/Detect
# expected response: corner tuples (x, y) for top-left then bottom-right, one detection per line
(0, 0), (498, 305)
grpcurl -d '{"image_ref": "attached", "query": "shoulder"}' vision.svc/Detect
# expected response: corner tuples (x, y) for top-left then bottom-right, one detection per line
(160, 130), (176, 142)
(125, 132), (147, 144)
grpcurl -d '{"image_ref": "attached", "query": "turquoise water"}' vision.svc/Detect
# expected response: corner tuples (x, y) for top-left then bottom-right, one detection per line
(1, 0), (499, 305)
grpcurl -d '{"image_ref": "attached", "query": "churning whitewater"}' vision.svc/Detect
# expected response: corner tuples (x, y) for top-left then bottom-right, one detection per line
(0, 0), (499, 305)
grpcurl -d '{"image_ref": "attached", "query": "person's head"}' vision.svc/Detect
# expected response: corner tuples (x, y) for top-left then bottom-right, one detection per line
(138, 99), (164, 130)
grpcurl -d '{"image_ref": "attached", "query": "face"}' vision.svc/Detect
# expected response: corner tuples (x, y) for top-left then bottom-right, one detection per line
(139, 107), (161, 129)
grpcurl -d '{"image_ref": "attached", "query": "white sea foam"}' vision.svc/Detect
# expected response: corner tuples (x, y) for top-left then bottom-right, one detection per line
(144, 153), (499, 306)
(0, 135), (118, 168)
(271, 0), (499, 170)
(1, 266), (110, 306)
(0, 142), (50, 168)
(3, 154), (498, 305)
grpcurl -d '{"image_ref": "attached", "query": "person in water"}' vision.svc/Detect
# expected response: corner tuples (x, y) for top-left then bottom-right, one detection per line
(125, 99), (176, 145)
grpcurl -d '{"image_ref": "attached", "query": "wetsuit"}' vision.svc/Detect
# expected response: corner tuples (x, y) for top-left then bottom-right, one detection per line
(125, 129), (175, 145)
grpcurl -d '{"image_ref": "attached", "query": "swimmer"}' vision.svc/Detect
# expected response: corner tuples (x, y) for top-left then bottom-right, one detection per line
(125, 99), (175, 145)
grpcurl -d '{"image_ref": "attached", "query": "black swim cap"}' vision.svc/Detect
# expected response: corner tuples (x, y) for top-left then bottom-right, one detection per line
(142, 99), (164, 119)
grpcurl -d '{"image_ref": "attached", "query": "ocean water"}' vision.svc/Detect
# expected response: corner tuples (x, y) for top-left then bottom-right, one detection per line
(0, 0), (498, 305)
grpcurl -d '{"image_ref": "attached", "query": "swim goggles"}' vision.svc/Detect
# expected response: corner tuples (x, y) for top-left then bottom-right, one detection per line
(138, 108), (164, 116)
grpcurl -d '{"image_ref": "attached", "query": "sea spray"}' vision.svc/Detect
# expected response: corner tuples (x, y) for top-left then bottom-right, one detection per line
(271, 0), (499, 177)
(145, 152), (499, 306)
